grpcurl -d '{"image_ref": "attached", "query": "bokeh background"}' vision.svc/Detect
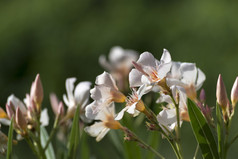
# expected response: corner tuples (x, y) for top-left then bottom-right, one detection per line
(1, 0), (238, 158)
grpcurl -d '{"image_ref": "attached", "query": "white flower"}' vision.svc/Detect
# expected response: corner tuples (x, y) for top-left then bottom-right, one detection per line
(84, 103), (122, 142)
(166, 62), (206, 90)
(0, 108), (10, 126)
(156, 86), (188, 132)
(129, 49), (172, 89)
(63, 78), (91, 120)
(86, 72), (126, 120)
(157, 108), (178, 132)
(115, 84), (148, 120)
(99, 46), (138, 74)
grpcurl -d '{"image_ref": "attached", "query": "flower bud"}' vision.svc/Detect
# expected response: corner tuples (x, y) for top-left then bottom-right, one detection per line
(30, 74), (43, 106)
(50, 93), (59, 115)
(216, 74), (229, 110)
(16, 107), (27, 131)
(5, 104), (14, 119)
(199, 89), (206, 103)
(57, 102), (65, 117)
(231, 77), (238, 107)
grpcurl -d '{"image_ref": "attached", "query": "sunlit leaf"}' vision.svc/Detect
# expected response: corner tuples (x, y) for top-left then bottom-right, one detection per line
(187, 98), (219, 159)
(67, 105), (80, 159)
(40, 126), (56, 159)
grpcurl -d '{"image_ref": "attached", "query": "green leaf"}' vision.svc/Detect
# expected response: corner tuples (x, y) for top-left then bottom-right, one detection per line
(146, 131), (160, 159)
(6, 118), (14, 159)
(187, 98), (219, 159)
(216, 103), (224, 157)
(40, 126), (56, 159)
(67, 106), (80, 159)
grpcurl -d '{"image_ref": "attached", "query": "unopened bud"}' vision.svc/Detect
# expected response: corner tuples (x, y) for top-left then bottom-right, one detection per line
(5, 105), (14, 119)
(16, 107), (27, 131)
(50, 93), (59, 115)
(199, 89), (206, 103)
(57, 102), (65, 117)
(216, 74), (229, 110)
(146, 122), (157, 131)
(30, 74), (43, 106)
(231, 77), (238, 107)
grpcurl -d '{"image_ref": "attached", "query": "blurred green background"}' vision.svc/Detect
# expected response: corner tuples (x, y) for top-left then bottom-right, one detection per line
(1, 0), (238, 158)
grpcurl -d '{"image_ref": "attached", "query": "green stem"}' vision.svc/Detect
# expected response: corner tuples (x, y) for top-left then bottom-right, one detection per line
(122, 127), (165, 159)
(143, 106), (182, 159)
(25, 137), (41, 159)
(171, 95), (183, 158)
(43, 115), (59, 151)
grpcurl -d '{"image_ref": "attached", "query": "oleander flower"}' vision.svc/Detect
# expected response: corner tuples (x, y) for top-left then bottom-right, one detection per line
(99, 46), (138, 91)
(63, 78), (91, 121)
(156, 86), (188, 132)
(115, 84), (148, 120)
(0, 107), (10, 126)
(84, 102), (122, 142)
(86, 72), (126, 120)
(166, 62), (206, 100)
(129, 49), (172, 89)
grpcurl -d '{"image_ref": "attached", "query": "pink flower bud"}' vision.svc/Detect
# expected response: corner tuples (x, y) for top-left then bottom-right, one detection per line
(30, 74), (43, 106)
(16, 107), (27, 131)
(231, 77), (238, 107)
(216, 74), (229, 110)
(5, 104), (14, 119)
(50, 93), (59, 115)
(57, 102), (65, 117)
(199, 89), (206, 103)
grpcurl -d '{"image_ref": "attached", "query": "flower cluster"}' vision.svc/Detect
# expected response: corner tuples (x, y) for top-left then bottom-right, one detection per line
(1, 46), (238, 159)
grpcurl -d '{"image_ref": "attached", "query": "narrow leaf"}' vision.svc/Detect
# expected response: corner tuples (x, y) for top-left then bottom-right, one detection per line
(7, 118), (14, 159)
(67, 106), (80, 159)
(187, 98), (219, 159)
(40, 126), (56, 159)
(216, 103), (224, 157)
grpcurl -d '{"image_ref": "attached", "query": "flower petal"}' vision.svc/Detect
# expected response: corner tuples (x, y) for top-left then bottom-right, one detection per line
(84, 122), (105, 137)
(180, 63), (197, 85)
(64, 78), (76, 107)
(115, 106), (129, 120)
(74, 81), (91, 107)
(160, 49), (172, 63)
(95, 72), (117, 90)
(129, 69), (143, 87)
(40, 108), (49, 127)
(137, 52), (156, 68)
(7, 94), (27, 114)
(196, 68), (206, 90)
